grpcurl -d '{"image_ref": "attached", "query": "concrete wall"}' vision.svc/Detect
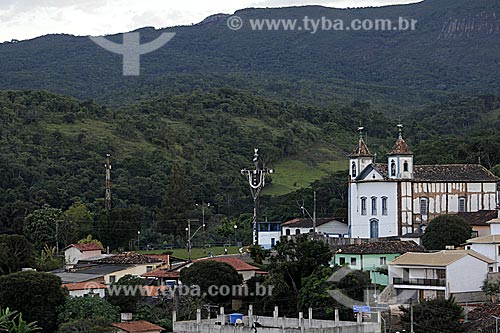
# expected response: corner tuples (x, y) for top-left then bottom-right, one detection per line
(447, 255), (489, 294)
(258, 231), (281, 249)
(104, 263), (163, 284)
(68, 288), (106, 298)
(468, 243), (499, 272)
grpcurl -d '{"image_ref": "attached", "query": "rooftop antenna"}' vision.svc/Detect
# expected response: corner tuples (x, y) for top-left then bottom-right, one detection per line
(105, 154), (112, 210)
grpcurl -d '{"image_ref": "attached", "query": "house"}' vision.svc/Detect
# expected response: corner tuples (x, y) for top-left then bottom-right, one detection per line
(257, 220), (282, 249)
(386, 250), (495, 303)
(111, 320), (164, 333)
(465, 234), (500, 273)
(55, 252), (167, 285)
(183, 257), (266, 281)
(281, 218), (348, 238)
(142, 269), (180, 295)
(348, 126), (499, 238)
(333, 240), (424, 286)
(64, 243), (104, 269)
(488, 209), (500, 235)
(62, 282), (107, 298)
(458, 210), (499, 237)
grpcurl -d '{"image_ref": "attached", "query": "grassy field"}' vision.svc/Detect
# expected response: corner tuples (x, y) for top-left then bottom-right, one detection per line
(139, 246), (241, 259)
(264, 158), (347, 196)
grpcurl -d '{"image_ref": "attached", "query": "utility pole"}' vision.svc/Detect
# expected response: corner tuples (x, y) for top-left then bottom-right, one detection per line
(196, 203), (210, 249)
(313, 191), (317, 238)
(105, 154), (112, 210)
(241, 149), (273, 245)
(410, 298), (414, 333)
(187, 220), (192, 261)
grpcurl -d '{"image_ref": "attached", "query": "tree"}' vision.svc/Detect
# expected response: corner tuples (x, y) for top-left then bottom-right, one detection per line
(157, 166), (194, 236)
(58, 296), (119, 324)
(482, 280), (500, 303)
(270, 237), (332, 293)
(35, 245), (63, 272)
(0, 307), (41, 333)
(400, 297), (464, 333)
(0, 235), (35, 276)
(57, 317), (117, 333)
(23, 207), (64, 250)
(77, 235), (104, 249)
(422, 215), (472, 250)
(180, 261), (243, 304)
(60, 202), (93, 246)
(248, 244), (270, 264)
(106, 275), (144, 313)
(0, 271), (66, 333)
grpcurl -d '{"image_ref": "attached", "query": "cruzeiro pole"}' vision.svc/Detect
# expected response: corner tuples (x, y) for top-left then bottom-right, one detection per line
(241, 149), (273, 245)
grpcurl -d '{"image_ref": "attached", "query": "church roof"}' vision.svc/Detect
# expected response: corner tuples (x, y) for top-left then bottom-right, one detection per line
(458, 210), (499, 226)
(388, 137), (413, 155)
(349, 138), (374, 157)
(362, 163), (498, 182)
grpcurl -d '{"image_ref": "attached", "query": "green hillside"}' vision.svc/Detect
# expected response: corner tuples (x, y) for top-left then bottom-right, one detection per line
(0, 0), (499, 109)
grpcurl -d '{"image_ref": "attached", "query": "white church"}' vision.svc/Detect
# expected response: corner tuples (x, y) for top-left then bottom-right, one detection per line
(348, 125), (499, 239)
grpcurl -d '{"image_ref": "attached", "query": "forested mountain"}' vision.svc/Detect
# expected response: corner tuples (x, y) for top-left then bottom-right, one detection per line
(0, 0), (499, 109)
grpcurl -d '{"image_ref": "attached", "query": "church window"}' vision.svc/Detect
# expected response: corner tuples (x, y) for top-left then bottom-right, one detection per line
(352, 162), (357, 177)
(458, 197), (466, 213)
(371, 197), (377, 215)
(391, 160), (396, 177)
(382, 197), (388, 215)
(403, 161), (409, 172)
(361, 197), (367, 215)
(420, 197), (428, 215)
(295, 229), (301, 235)
(286, 229), (291, 236)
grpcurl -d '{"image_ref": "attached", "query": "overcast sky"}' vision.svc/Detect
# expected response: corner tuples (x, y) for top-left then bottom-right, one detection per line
(0, 0), (421, 42)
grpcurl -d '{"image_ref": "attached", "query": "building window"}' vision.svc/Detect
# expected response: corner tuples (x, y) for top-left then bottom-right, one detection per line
(286, 229), (291, 236)
(497, 245), (500, 256)
(403, 161), (409, 172)
(380, 257), (387, 265)
(350, 257), (357, 266)
(437, 269), (446, 279)
(361, 197), (367, 215)
(390, 160), (396, 177)
(382, 197), (388, 215)
(371, 197), (377, 215)
(420, 197), (428, 215)
(146, 266), (153, 272)
(109, 275), (116, 284)
(339, 257), (346, 265)
(490, 266), (494, 273)
(458, 197), (466, 213)
(295, 229), (301, 235)
(352, 162), (357, 177)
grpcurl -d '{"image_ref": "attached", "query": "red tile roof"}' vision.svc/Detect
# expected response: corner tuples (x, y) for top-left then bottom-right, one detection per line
(197, 257), (260, 271)
(66, 243), (103, 252)
(282, 218), (343, 228)
(349, 138), (373, 157)
(388, 137), (412, 155)
(111, 320), (164, 333)
(62, 282), (107, 291)
(142, 254), (169, 264)
(142, 269), (180, 279)
(458, 210), (499, 226)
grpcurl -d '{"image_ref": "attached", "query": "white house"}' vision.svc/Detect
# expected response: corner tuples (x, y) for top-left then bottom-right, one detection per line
(257, 221), (282, 249)
(64, 243), (104, 269)
(386, 250), (495, 303)
(348, 126), (499, 238)
(281, 218), (348, 237)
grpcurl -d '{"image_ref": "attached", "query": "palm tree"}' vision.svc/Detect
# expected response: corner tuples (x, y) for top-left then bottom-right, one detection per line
(0, 307), (41, 332)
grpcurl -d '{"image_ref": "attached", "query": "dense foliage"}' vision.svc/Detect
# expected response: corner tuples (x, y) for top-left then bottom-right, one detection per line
(0, 271), (66, 333)
(400, 298), (464, 333)
(422, 215), (472, 250)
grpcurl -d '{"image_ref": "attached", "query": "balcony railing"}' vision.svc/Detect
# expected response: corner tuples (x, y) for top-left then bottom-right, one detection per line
(393, 277), (446, 287)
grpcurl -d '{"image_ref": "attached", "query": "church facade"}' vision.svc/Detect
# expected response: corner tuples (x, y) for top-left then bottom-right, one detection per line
(348, 126), (499, 238)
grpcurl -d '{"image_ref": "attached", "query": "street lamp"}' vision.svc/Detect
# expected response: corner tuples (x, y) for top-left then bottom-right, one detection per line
(234, 225), (238, 246)
(137, 231), (141, 251)
(241, 148), (273, 245)
(196, 202), (210, 248)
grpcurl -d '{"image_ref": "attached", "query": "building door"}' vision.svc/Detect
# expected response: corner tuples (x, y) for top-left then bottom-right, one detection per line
(370, 219), (379, 238)
(271, 238), (275, 247)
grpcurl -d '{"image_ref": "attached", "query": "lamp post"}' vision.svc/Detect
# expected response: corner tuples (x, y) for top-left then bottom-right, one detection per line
(185, 226), (191, 261)
(196, 202), (210, 248)
(234, 224), (238, 246)
(300, 191), (317, 238)
(137, 231), (141, 251)
(241, 148), (273, 245)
